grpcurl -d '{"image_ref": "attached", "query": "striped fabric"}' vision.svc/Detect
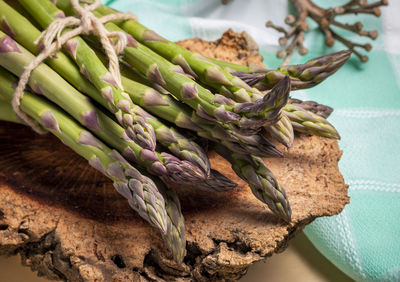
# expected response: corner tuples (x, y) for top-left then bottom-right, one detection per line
(106, 1), (400, 280)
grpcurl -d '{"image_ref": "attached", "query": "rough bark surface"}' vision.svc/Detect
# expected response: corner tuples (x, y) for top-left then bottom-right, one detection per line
(177, 29), (264, 67)
(0, 30), (349, 281)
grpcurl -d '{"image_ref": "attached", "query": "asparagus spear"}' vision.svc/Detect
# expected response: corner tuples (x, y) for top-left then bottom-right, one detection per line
(122, 62), (282, 158)
(116, 25), (290, 134)
(283, 104), (340, 139)
(0, 59), (188, 260)
(232, 50), (352, 91)
(155, 178), (186, 262)
(265, 113), (294, 148)
(108, 7), (338, 142)
(54, 0), (340, 142)
(214, 145), (291, 222)
(18, 0), (157, 151)
(115, 34), (337, 143)
(0, 67), (168, 234)
(55, 0), (291, 134)
(4, 0), (279, 158)
(84, 2), (340, 144)
(0, 0), (97, 98)
(122, 57), (286, 146)
(94, 34), (283, 157)
(121, 70), (283, 158)
(114, 39), (282, 157)
(121, 68), (281, 158)
(92, 4), (266, 102)
(65, 3), (349, 94)
(0, 1), (213, 183)
(0, 103), (21, 123)
(0, 32), (223, 186)
(0, 78), (187, 261)
(289, 98), (333, 119)
(0, 30), (112, 135)
(200, 57), (265, 73)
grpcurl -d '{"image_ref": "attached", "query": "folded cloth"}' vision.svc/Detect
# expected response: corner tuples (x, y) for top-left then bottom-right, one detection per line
(106, 0), (400, 280)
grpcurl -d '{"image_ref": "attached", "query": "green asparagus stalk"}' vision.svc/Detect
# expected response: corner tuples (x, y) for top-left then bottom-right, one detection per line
(136, 108), (211, 180)
(92, 4), (266, 102)
(194, 122), (283, 157)
(0, 30), (111, 134)
(100, 1), (338, 142)
(0, 66), (168, 234)
(65, 3), (348, 94)
(232, 50), (352, 91)
(154, 178), (186, 262)
(264, 113), (294, 148)
(0, 32), (223, 187)
(0, 89), (187, 262)
(0, 103), (21, 123)
(3, 0), (279, 158)
(95, 33), (283, 157)
(204, 57), (267, 73)
(214, 145), (291, 222)
(173, 45), (338, 141)
(54, 0), (339, 143)
(115, 24), (290, 134)
(283, 104), (340, 139)
(289, 98), (333, 119)
(121, 70), (283, 158)
(204, 51), (350, 91)
(18, 0), (157, 151)
(204, 60), (338, 141)
(0, 1), (214, 183)
(55, 0), (291, 134)
(0, 98), (187, 262)
(122, 63), (282, 157)
(0, 1), (95, 97)
(115, 41), (283, 157)
(83, 2), (342, 146)
(119, 60), (287, 153)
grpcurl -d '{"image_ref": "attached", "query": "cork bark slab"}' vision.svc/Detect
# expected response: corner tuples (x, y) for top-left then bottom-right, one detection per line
(0, 30), (349, 281)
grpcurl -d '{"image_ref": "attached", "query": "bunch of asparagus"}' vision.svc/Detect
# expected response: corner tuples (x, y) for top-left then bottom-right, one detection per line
(0, 0), (348, 262)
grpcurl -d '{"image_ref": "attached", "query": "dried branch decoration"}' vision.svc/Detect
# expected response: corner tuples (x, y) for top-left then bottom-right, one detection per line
(266, 0), (389, 64)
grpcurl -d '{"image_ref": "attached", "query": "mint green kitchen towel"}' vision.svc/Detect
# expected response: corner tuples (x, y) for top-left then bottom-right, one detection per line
(106, 1), (400, 280)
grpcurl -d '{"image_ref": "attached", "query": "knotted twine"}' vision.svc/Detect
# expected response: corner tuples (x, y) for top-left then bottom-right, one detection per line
(12, 0), (137, 134)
